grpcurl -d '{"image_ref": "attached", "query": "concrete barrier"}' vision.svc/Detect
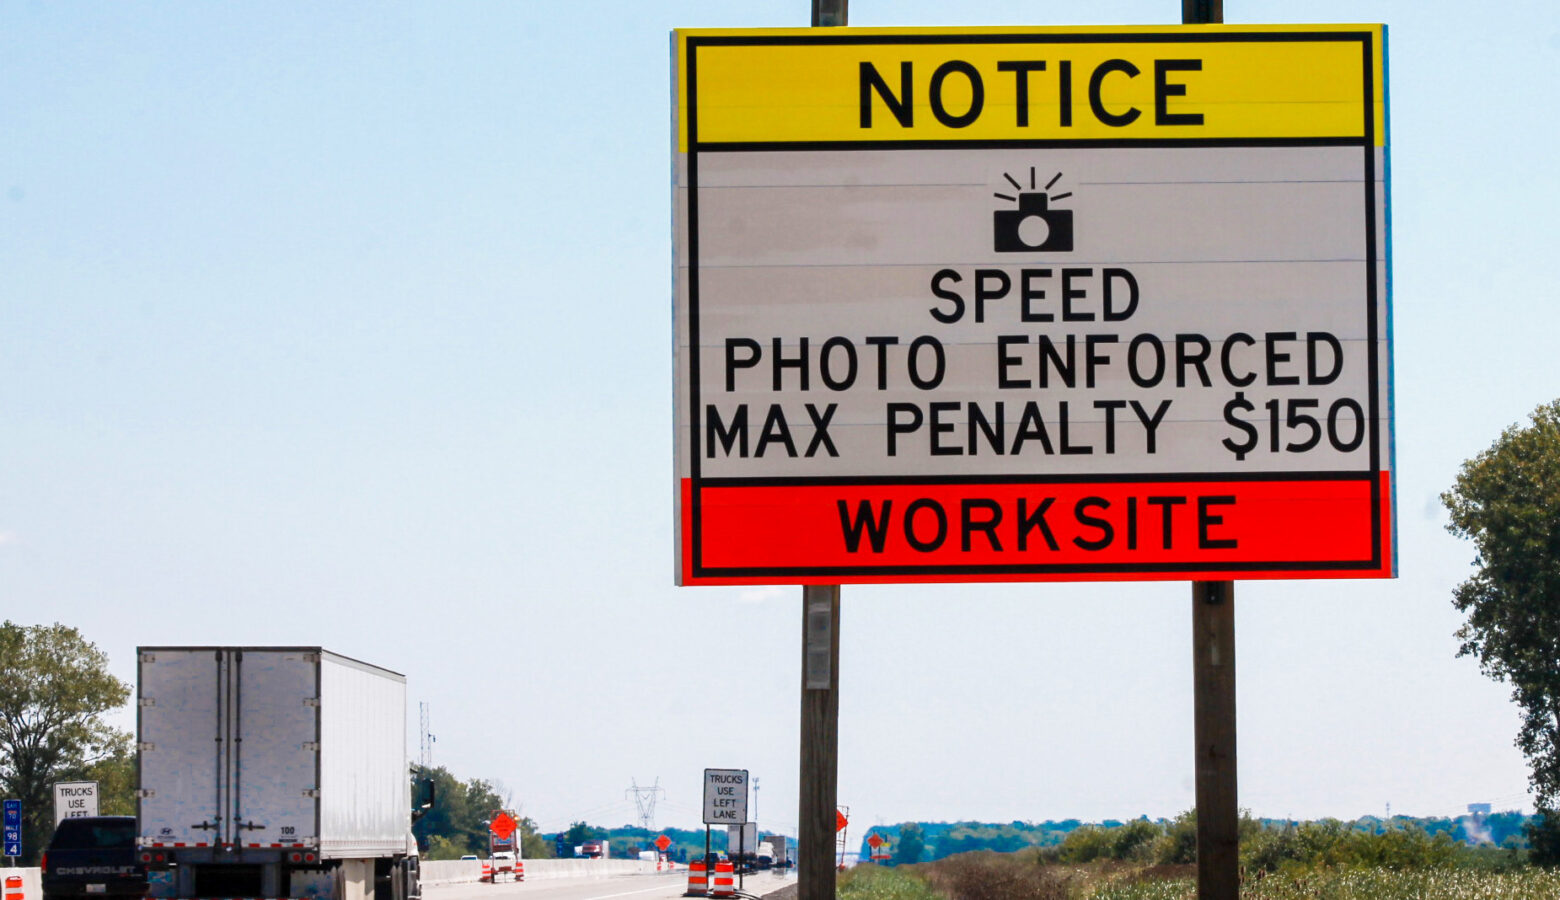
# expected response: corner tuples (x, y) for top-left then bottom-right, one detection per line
(0, 858), (674, 895)
(420, 860), (486, 886)
(493, 859), (673, 881)
(420, 858), (674, 884)
(2, 868), (40, 900)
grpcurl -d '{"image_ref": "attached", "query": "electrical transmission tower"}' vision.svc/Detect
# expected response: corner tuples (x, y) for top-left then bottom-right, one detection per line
(626, 778), (665, 831)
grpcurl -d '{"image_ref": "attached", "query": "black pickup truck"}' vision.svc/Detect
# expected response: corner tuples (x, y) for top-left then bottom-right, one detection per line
(40, 816), (147, 900)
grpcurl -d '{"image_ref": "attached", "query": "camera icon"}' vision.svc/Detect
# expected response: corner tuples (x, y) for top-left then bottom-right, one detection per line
(994, 191), (1074, 253)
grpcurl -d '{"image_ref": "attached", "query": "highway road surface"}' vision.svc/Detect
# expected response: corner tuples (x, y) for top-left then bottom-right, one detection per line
(427, 869), (795, 900)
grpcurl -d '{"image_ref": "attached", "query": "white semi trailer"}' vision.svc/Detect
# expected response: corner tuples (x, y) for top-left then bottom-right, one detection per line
(137, 647), (426, 900)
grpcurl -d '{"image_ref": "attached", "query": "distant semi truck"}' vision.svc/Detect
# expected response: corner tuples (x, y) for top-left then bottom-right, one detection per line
(726, 824), (760, 872)
(137, 647), (429, 900)
(764, 835), (791, 869)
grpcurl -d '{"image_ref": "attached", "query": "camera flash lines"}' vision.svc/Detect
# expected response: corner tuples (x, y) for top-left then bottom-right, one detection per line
(994, 169), (1068, 203)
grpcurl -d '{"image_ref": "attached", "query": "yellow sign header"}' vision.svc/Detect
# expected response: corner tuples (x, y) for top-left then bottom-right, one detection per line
(674, 25), (1385, 149)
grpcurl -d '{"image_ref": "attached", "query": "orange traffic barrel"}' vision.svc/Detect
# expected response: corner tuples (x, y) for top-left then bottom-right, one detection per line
(515, 861), (525, 882)
(711, 861), (736, 898)
(683, 861), (709, 897)
(4, 874), (23, 900)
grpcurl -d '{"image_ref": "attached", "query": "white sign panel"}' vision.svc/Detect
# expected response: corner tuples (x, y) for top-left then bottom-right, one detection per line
(53, 781), (98, 825)
(702, 768), (748, 825)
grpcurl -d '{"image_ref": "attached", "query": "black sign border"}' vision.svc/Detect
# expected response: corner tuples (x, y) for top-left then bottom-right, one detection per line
(679, 28), (1389, 581)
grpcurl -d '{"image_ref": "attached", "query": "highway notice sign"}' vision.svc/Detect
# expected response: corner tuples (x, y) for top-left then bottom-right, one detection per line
(672, 25), (1393, 585)
(490, 811), (517, 840)
(703, 768), (749, 824)
(53, 781), (97, 825)
(3, 799), (19, 858)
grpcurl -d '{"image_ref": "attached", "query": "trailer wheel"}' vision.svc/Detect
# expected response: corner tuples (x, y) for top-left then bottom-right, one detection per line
(402, 857), (420, 900)
(388, 859), (406, 900)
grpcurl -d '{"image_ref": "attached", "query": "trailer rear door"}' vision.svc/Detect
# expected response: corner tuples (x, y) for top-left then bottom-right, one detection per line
(138, 649), (225, 848)
(233, 649), (320, 848)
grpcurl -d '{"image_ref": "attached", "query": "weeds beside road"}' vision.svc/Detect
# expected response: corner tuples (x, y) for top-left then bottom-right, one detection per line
(1091, 867), (1560, 899)
(835, 854), (1560, 900)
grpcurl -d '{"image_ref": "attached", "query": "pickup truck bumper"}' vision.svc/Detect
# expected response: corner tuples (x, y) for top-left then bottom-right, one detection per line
(40, 879), (149, 899)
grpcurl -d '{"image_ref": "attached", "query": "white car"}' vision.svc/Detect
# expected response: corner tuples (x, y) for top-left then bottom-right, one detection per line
(460, 855), (479, 862)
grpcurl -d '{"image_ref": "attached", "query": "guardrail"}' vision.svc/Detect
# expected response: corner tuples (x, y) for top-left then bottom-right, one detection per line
(0, 857), (674, 897)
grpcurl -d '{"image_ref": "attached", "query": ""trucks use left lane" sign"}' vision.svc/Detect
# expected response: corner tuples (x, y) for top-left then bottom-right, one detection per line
(53, 781), (98, 826)
(703, 769), (749, 825)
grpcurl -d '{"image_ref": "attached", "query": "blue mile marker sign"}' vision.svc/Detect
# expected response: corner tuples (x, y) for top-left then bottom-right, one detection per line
(3, 798), (20, 858)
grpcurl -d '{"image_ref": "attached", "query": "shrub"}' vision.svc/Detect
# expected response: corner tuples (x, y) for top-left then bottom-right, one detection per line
(1111, 820), (1162, 863)
(1236, 818), (1461, 876)
(1056, 826), (1116, 864)
(1452, 841), (1528, 873)
(1054, 820), (1165, 864)
(837, 862), (941, 900)
(1240, 821), (1304, 875)
(1151, 811), (1197, 866)
(919, 850), (1076, 900)
(1348, 825), (1458, 869)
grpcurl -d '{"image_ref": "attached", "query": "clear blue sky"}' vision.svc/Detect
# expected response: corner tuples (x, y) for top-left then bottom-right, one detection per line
(4, 0), (1557, 836)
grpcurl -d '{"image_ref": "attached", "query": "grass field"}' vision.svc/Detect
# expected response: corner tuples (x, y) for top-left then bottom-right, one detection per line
(1089, 869), (1560, 899)
(836, 857), (1560, 900)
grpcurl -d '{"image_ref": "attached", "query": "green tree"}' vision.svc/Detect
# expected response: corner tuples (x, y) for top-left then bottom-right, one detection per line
(1528, 811), (1560, 866)
(75, 731), (136, 816)
(409, 765), (520, 858)
(1444, 401), (1560, 854)
(410, 766), (468, 856)
(0, 622), (131, 864)
(893, 823), (925, 866)
(517, 816), (551, 859)
(424, 835), (462, 860)
(563, 821), (598, 847)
